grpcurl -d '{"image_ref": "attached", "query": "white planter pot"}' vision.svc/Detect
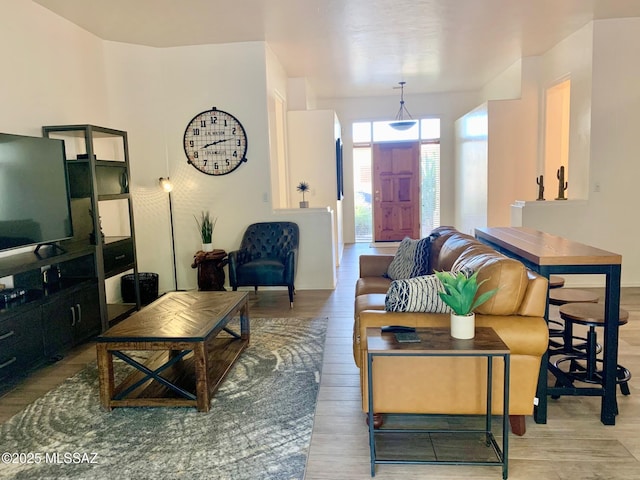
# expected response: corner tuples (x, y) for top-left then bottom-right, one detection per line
(202, 243), (214, 252)
(450, 312), (475, 339)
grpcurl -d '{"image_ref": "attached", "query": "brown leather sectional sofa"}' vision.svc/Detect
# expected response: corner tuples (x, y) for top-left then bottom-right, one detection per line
(353, 227), (549, 435)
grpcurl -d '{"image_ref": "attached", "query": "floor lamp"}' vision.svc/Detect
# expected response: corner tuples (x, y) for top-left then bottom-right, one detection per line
(159, 177), (178, 291)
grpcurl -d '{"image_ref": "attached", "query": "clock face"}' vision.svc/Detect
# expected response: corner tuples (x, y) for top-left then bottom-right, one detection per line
(183, 107), (248, 175)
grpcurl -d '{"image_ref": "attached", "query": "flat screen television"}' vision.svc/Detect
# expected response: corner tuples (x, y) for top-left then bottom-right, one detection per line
(0, 132), (73, 252)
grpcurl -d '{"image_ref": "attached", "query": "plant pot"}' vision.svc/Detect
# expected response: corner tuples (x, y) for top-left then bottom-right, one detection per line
(450, 312), (475, 339)
(299, 201), (309, 208)
(202, 243), (214, 252)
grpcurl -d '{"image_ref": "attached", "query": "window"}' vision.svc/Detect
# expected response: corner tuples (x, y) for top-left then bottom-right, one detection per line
(352, 119), (441, 241)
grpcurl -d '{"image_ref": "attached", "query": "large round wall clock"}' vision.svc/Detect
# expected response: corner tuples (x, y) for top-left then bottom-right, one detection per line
(183, 106), (248, 176)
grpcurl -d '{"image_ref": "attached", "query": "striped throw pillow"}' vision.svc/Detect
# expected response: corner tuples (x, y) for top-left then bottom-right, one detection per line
(386, 235), (435, 281)
(385, 274), (452, 313)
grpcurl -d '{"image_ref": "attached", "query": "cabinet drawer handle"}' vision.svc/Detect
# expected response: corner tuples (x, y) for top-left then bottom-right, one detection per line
(115, 254), (126, 260)
(70, 306), (76, 326)
(76, 303), (82, 323)
(0, 357), (17, 369)
(0, 330), (15, 341)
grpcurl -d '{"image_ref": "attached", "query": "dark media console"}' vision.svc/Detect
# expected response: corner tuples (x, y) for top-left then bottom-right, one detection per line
(0, 288), (27, 306)
(1, 124), (141, 392)
(0, 243), (100, 389)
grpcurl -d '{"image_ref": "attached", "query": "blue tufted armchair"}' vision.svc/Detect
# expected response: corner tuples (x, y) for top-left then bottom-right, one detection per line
(228, 222), (299, 307)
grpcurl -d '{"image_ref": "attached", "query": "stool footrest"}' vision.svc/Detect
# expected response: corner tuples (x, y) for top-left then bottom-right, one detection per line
(553, 355), (631, 391)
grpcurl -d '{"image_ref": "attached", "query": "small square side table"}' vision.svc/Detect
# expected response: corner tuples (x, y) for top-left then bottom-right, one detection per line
(366, 326), (510, 479)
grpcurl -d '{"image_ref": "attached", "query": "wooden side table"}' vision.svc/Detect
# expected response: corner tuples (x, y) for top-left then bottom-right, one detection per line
(366, 327), (510, 479)
(191, 249), (228, 291)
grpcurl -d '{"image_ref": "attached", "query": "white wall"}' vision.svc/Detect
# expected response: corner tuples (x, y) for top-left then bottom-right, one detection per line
(286, 110), (343, 264)
(453, 56), (540, 233)
(486, 59), (541, 220)
(538, 22), (593, 200)
(0, 1), (109, 135)
(482, 59), (523, 101)
(100, 42), (170, 295)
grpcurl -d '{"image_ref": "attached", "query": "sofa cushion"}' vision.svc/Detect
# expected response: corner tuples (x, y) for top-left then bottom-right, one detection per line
(452, 246), (528, 315)
(385, 274), (452, 313)
(434, 232), (486, 272)
(426, 226), (458, 273)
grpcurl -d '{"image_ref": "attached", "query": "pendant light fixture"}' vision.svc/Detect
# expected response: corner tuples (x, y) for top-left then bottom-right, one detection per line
(389, 81), (417, 131)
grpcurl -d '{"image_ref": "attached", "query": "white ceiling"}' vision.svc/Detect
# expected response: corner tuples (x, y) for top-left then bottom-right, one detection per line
(33, 0), (640, 99)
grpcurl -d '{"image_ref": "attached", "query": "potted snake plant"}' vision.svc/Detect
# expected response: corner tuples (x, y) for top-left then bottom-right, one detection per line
(434, 270), (498, 339)
(195, 210), (217, 252)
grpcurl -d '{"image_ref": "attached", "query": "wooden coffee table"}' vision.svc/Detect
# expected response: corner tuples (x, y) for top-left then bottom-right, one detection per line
(96, 291), (249, 412)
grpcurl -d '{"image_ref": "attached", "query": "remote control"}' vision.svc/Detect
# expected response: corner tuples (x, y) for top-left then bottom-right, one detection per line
(381, 325), (416, 333)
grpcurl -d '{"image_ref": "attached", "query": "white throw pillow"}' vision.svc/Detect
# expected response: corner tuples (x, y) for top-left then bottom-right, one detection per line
(385, 274), (452, 313)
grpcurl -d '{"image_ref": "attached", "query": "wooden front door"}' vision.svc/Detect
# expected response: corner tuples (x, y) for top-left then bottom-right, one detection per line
(373, 141), (420, 241)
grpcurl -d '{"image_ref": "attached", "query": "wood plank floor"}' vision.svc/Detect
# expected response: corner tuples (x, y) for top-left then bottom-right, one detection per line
(2, 242), (640, 479)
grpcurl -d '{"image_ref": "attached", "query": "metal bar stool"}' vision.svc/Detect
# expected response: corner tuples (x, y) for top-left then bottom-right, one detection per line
(553, 302), (631, 397)
(549, 276), (565, 289)
(549, 288), (600, 305)
(547, 288), (599, 355)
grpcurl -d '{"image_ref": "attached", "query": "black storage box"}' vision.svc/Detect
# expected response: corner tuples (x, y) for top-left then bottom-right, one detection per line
(121, 272), (158, 305)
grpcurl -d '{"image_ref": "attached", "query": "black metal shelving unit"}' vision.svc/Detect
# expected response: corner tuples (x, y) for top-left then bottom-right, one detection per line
(42, 125), (141, 330)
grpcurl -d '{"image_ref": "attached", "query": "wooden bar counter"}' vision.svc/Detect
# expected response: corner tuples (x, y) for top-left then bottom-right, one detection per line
(475, 227), (622, 426)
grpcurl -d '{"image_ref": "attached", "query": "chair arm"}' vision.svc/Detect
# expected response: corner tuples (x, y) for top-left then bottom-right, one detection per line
(228, 250), (240, 285)
(284, 249), (296, 281)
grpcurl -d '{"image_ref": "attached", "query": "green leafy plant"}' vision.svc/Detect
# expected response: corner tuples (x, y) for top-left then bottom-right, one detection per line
(194, 210), (217, 243)
(296, 181), (310, 202)
(434, 270), (498, 316)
